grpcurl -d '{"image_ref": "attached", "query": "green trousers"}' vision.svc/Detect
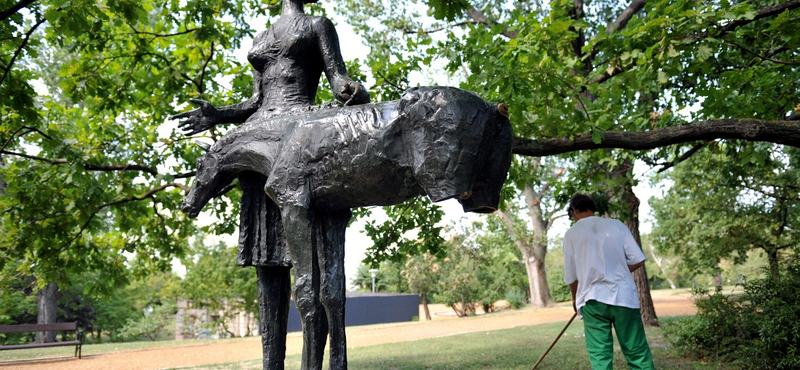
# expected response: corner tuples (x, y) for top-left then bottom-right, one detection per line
(582, 300), (655, 370)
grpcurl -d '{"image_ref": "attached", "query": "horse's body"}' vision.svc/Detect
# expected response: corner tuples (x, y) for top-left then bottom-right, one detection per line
(182, 86), (512, 370)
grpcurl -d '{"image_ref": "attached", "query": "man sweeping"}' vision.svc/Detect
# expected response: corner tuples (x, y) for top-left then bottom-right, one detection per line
(563, 194), (655, 370)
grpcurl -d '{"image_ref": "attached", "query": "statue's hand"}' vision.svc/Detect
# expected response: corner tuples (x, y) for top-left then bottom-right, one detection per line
(341, 81), (370, 106)
(171, 99), (219, 136)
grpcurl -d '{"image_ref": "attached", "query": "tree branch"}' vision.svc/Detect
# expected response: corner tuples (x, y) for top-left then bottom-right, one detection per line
(656, 141), (713, 173)
(607, 0), (648, 34)
(726, 40), (799, 66)
(62, 183), (187, 250)
(127, 28), (199, 38)
(173, 171), (196, 179)
(465, 7), (518, 39)
(0, 0), (37, 22)
(0, 16), (46, 87)
(691, 1), (800, 40)
(404, 21), (480, 34)
(0, 150), (67, 164)
(198, 42), (214, 94)
(83, 164), (158, 176)
(0, 126), (52, 152)
(512, 119), (800, 157)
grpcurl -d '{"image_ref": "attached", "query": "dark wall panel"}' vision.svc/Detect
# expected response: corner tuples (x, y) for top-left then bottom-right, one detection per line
(286, 293), (419, 332)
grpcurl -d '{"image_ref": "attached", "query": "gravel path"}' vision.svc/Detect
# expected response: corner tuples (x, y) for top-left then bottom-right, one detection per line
(0, 291), (696, 370)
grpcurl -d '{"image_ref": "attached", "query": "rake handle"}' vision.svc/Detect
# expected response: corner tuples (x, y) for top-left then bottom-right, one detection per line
(530, 312), (578, 370)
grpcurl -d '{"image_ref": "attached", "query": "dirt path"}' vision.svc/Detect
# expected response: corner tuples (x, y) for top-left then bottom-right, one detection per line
(0, 291), (696, 370)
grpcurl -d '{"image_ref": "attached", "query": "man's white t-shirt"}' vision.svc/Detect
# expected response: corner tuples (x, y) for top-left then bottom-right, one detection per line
(563, 216), (646, 317)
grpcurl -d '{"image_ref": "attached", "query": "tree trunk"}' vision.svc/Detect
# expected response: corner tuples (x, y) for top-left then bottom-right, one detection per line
(36, 281), (58, 343)
(767, 249), (780, 278)
(421, 292), (431, 321)
(604, 161), (658, 326)
(523, 251), (554, 308)
(497, 207), (555, 308)
(620, 182), (659, 327)
(650, 250), (677, 289)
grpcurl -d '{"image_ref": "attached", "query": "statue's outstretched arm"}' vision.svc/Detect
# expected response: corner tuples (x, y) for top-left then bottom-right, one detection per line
(172, 67), (264, 136)
(314, 17), (370, 106)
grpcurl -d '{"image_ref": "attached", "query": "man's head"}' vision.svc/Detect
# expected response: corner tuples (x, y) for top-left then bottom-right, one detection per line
(568, 194), (598, 221)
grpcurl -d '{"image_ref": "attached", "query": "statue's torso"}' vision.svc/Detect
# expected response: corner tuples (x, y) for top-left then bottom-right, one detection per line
(248, 14), (324, 115)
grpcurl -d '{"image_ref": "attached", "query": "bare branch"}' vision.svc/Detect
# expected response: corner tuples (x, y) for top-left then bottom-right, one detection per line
(512, 119), (800, 157)
(0, 0), (37, 22)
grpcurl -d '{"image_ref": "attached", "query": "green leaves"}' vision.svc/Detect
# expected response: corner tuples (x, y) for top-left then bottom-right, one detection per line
(425, 0), (471, 21)
(362, 197), (445, 266)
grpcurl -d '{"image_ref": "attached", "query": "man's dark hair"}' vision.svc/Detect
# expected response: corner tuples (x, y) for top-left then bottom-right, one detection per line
(569, 194), (598, 213)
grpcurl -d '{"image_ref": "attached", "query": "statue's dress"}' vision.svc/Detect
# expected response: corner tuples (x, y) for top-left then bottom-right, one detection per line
(235, 15), (328, 268)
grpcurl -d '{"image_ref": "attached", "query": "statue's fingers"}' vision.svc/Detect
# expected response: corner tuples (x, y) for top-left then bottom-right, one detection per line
(171, 111), (194, 120)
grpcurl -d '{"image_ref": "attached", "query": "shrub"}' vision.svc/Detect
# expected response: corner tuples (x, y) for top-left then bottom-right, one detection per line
(505, 287), (527, 310)
(665, 261), (800, 369)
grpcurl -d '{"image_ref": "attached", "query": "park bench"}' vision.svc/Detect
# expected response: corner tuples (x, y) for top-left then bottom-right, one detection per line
(0, 322), (83, 359)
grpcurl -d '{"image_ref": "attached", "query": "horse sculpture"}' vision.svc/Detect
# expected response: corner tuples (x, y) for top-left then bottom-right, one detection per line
(181, 86), (513, 370)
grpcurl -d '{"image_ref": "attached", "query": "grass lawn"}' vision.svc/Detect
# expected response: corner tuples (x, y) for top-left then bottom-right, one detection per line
(175, 318), (726, 370)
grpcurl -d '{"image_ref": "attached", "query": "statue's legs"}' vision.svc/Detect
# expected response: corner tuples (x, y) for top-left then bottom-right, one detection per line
(256, 266), (291, 370)
(280, 205), (328, 370)
(318, 210), (352, 370)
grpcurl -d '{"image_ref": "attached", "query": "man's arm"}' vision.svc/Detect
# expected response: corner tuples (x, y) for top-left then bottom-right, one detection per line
(569, 280), (578, 313)
(628, 260), (645, 272)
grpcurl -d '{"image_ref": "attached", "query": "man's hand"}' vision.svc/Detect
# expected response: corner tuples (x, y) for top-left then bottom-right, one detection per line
(171, 99), (220, 136)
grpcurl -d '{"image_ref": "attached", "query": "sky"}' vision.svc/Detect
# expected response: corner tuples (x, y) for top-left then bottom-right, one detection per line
(172, 5), (666, 289)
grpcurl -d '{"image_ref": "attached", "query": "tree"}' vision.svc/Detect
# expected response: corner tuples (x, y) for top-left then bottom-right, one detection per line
(119, 301), (177, 341)
(1, 0), (279, 334)
(496, 157), (566, 308)
(402, 253), (440, 320)
(180, 241), (258, 337)
(333, 0), (799, 326)
(350, 260), (409, 293)
(437, 237), (481, 317)
(468, 220), (530, 312)
(651, 142), (799, 278)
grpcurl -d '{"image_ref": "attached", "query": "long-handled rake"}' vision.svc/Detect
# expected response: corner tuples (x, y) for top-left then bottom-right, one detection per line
(530, 312), (578, 370)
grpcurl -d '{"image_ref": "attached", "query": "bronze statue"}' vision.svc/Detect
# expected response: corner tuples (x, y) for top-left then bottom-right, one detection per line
(174, 2), (513, 370)
(173, 0), (367, 368)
